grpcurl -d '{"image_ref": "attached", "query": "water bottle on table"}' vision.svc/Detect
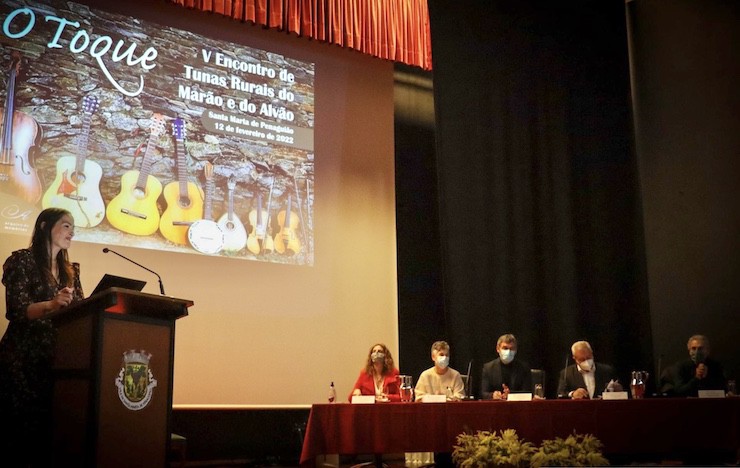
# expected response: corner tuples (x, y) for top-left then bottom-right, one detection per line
(328, 381), (336, 403)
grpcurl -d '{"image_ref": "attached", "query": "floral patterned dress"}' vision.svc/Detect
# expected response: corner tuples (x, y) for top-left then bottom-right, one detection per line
(0, 249), (84, 441)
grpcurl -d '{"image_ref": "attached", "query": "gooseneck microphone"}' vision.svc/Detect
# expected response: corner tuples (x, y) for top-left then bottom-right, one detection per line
(102, 248), (165, 295)
(654, 354), (664, 397)
(464, 360), (473, 399)
(558, 353), (569, 398)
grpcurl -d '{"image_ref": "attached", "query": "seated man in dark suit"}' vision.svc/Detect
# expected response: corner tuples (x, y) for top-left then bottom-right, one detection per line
(480, 334), (532, 400)
(558, 340), (620, 399)
(660, 334), (726, 397)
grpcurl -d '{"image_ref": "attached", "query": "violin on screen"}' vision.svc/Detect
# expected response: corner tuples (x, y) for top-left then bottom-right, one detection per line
(0, 52), (42, 204)
(247, 192), (273, 255)
(274, 192), (301, 255)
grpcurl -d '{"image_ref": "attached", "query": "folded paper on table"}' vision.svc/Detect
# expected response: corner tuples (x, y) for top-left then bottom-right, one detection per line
(351, 395), (376, 404)
(421, 394), (447, 403)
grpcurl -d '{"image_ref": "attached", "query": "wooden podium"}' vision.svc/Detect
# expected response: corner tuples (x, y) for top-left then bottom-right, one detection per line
(49, 287), (192, 467)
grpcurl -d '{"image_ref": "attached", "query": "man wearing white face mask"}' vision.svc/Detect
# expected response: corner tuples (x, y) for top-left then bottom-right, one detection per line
(480, 334), (532, 400)
(414, 341), (465, 401)
(557, 340), (620, 399)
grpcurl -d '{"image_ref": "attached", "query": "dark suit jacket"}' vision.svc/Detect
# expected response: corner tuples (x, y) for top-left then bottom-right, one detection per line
(480, 358), (532, 399)
(557, 363), (618, 398)
(659, 357), (726, 397)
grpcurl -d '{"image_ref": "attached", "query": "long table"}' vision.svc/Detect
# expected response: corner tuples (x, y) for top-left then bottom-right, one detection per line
(300, 398), (740, 465)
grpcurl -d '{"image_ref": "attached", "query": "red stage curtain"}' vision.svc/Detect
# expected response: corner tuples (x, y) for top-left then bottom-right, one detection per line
(169, 0), (433, 70)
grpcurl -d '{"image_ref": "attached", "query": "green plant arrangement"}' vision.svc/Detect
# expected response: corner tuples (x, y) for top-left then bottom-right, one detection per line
(530, 432), (609, 467)
(452, 429), (536, 467)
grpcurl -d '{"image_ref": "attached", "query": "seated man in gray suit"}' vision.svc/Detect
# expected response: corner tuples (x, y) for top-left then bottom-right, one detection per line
(480, 334), (532, 400)
(558, 340), (621, 399)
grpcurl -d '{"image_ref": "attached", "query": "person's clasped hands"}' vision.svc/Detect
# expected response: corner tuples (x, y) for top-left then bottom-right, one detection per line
(492, 383), (510, 400)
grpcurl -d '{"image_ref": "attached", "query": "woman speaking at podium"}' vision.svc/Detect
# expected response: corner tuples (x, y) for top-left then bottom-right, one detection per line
(0, 208), (84, 466)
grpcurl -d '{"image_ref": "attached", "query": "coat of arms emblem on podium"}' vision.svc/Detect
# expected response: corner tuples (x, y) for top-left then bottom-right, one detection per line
(115, 349), (158, 410)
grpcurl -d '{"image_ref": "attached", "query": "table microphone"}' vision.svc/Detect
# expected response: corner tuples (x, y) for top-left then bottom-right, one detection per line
(652, 353), (667, 397)
(557, 353), (569, 398)
(102, 247), (166, 295)
(463, 360), (474, 400)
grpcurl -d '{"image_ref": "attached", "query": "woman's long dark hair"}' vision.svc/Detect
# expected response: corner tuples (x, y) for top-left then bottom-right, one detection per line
(30, 208), (74, 287)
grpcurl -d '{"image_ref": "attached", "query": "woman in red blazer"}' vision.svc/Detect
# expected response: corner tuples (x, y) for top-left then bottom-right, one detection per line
(349, 343), (400, 402)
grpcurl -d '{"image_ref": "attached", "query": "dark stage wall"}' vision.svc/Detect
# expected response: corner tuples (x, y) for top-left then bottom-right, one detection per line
(396, 0), (738, 396)
(627, 0), (740, 381)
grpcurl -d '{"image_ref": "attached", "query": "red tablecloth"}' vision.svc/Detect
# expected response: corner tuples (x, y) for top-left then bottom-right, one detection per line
(300, 398), (740, 465)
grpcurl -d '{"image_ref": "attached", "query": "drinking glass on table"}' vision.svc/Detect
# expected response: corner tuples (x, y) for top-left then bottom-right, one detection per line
(398, 375), (414, 402)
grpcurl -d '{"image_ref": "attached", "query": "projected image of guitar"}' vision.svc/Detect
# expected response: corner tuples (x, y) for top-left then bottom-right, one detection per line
(188, 161), (224, 254)
(42, 95), (104, 227)
(105, 114), (165, 235)
(274, 192), (301, 255)
(217, 174), (247, 253)
(159, 117), (204, 245)
(0, 52), (42, 204)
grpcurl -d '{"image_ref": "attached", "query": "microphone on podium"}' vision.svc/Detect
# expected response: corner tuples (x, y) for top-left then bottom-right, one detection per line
(102, 248), (166, 295)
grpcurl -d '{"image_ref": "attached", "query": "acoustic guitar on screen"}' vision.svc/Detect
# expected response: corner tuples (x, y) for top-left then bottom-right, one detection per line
(105, 114), (166, 235)
(0, 51), (42, 204)
(42, 95), (105, 227)
(159, 117), (204, 245)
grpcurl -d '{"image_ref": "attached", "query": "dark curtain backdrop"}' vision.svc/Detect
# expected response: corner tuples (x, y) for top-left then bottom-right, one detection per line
(395, 0), (652, 397)
(394, 64), (446, 375)
(626, 0), (740, 381)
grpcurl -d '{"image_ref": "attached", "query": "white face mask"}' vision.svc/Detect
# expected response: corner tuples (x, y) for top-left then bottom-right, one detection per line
(499, 349), (516, 365)
(436, 355), (450, 369)
(578, 358), (594, 372)
(371, 351), (385, 362)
